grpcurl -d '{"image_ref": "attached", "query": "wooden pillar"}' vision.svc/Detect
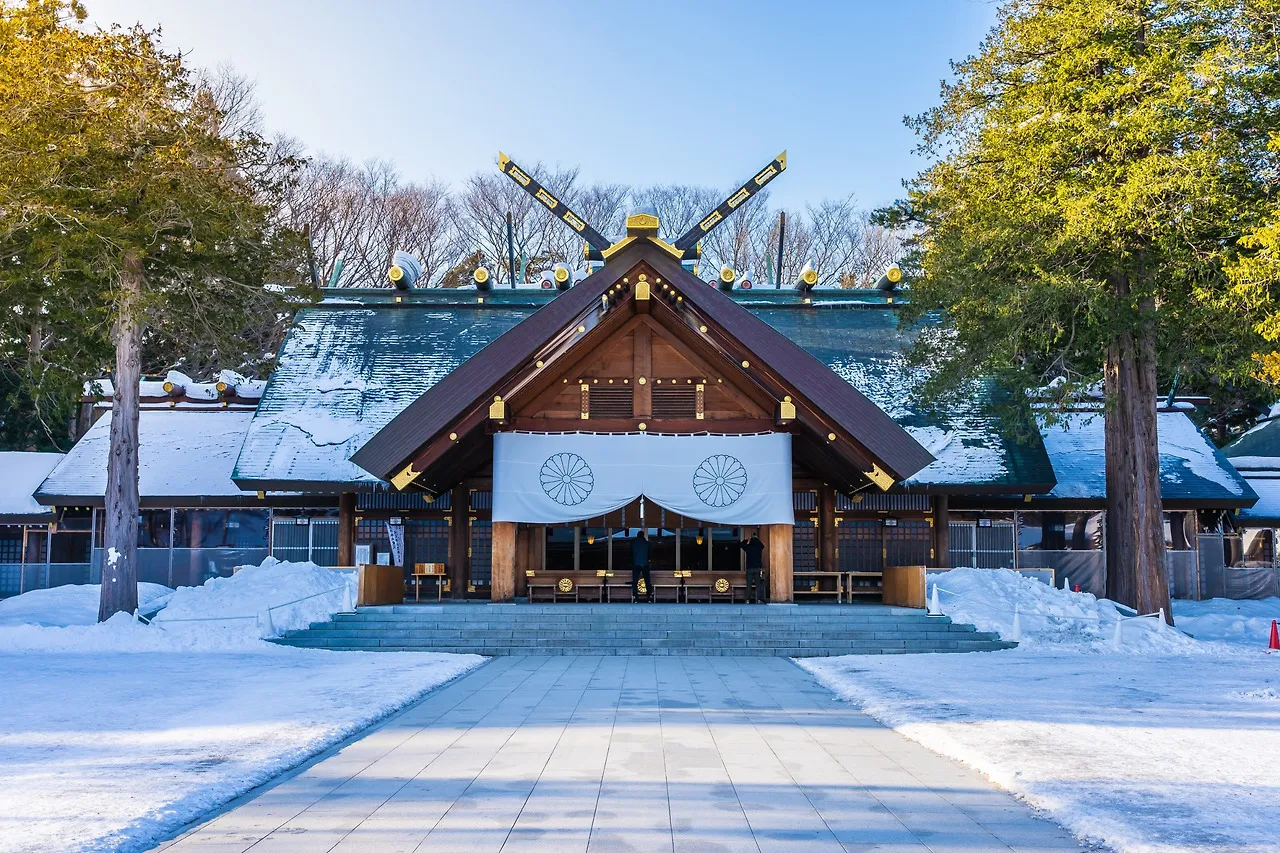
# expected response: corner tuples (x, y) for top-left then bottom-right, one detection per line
(767, 522), (794, 602)
(337, 492), (356, 566)
(492, 521), (517, 602)
(933, 494), (950, 568)
(449, 485), (468, 599)
(819, 485), (837, 572)
(515, 526), (534, 599)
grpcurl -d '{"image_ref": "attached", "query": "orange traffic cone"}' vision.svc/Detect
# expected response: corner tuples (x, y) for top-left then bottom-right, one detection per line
(1269, 620), (1279, 651)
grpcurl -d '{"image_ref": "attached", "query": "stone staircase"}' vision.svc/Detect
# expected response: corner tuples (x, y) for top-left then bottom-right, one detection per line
(271, 604), (1015, 656)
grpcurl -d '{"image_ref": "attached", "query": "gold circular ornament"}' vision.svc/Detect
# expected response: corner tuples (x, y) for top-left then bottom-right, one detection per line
(714, 577), (730, 594)
(637, 578), (648, 594)
(557, 577), (574, 593)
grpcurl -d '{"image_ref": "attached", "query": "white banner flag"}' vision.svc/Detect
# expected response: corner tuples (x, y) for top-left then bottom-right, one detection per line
(385, 521), (404, 567)
(492, 432), (793, 524)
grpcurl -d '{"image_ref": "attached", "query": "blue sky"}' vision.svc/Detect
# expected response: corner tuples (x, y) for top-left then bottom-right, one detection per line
(86, 0), (998, 210)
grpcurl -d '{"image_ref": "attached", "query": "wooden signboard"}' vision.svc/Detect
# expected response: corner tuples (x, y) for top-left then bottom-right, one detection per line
(882, 565), (926, 609)
(358, 564), (404, 606)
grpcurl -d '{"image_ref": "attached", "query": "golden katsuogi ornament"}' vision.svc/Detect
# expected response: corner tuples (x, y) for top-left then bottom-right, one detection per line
(557, 577), (574, 594)
(714, 577), (730, 594)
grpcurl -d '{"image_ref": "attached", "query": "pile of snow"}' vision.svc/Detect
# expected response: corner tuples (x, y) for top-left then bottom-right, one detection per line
(927, 567), (1200, 652)
(0, 558), (355, 652)
(0, 582), (173, 628)
(1174, 597), (1280, 646)
(153, 556), (355, 639)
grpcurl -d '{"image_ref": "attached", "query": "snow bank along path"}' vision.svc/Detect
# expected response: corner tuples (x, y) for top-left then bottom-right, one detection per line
(802, 568), (1280, 853)
(0, 560), (483, 853)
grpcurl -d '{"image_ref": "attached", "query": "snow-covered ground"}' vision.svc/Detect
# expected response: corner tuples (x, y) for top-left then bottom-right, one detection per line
(0, 582), (174, 628)
(801, 568), (1280, 853)
(0, 560), (483, 853)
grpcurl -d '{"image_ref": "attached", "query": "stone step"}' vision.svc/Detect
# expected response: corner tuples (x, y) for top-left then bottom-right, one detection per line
(269, 639), (1016, 656)
(271, 604), (1014, 656)
(294, 625), (983, 637)
(271, 633), (1009, 649)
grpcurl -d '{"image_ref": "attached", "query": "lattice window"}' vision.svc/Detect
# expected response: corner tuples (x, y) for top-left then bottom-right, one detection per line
(652, 385), (697, 418)
(406, 519), (450, 566)
(588, 385), (633, 418)
(355, 519), (390, 552)
(792, 519), (818, 572)
(792, 490), (817, 512)
(0, 532), (23, 563)
(469, 520), (492, 589)
(885, 519), (932, 566)
(836, 519), (882, 572)
(470, 490), (492, 511)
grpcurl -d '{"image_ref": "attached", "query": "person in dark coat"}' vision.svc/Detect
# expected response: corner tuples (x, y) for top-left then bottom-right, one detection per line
(739, 530), (766, 603)
(630, 530), (653, 603)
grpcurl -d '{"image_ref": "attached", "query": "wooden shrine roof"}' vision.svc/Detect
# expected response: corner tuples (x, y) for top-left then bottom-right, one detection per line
(232, 251), (1057, 495)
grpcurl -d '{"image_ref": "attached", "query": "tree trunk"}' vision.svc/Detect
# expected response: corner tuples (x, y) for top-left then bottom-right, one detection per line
(98, 251), (143, 622)
(1103, 283), (1172, 622)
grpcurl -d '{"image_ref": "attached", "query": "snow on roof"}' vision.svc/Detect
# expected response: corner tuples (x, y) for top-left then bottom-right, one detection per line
(1225, 455), (1280, 472)
(233, 306), (529, 488)
(0, 453), (63, 520)
(1237, 474), (1280, 523)
(1041, 412), (1253, 503)
(37, 411), (255, 501)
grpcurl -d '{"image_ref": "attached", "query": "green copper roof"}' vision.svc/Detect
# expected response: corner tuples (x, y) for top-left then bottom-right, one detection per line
(233, 288), (1046, 491)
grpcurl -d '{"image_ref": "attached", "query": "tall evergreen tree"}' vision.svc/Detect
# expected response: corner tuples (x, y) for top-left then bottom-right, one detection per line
(0, 0), (312, 620)
(884, 0), (1280, 617)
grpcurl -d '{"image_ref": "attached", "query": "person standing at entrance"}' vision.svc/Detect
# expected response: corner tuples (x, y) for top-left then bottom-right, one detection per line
(630, 530), (653, 603)
(739, 530), (766, 603)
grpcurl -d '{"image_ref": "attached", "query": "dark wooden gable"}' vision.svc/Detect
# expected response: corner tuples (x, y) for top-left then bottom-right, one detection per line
(351, 240), (933, 498)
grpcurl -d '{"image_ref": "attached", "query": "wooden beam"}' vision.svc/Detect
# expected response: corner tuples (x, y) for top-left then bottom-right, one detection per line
(507, 417), (777, 433)
(634, 323), (652, 417)
(515, 312), (644, 418)
(646, 303), (778, 412)
(491, 521), (517, 602)
(819, 485), (837, 573)
(450, 485), (468, 598)
(337, 492), (356, 567)
(767, 523), (794, 602)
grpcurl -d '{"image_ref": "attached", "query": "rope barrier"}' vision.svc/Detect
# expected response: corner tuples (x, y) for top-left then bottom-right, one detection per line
(930, 583), (1168, 627)
(149, 583), (351, 625)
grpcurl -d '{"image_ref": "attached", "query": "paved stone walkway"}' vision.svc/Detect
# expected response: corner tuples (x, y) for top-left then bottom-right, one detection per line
(160, 656), (1090, 853)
